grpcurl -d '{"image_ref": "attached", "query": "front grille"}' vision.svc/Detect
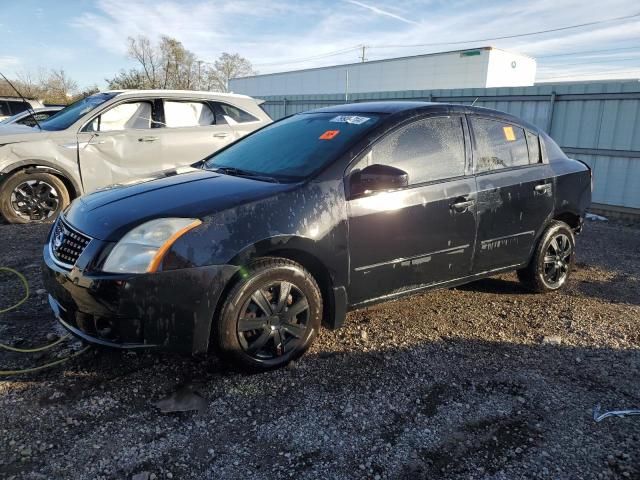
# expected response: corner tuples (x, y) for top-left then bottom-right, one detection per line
(50, 218), (91, 268)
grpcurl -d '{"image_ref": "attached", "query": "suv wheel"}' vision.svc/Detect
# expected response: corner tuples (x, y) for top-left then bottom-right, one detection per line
(214, 257), (322, 371)
(517, 220), (576, 293)
(0, 171), (70, 224)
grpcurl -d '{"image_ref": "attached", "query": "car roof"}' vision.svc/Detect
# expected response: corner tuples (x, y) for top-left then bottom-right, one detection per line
(105, 89), (255, 100)
(308, 101), (540, 132)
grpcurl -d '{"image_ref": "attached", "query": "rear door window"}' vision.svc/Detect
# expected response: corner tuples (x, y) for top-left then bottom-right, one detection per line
(470, 117), (529, 173)
(0, 101), (11, 117)
(164, 100), (215, 128)
(214, 102), (259, 124)
(362, 116), (466, 185)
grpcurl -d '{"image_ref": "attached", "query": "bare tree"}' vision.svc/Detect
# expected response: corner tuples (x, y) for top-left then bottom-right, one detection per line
(45, 69), (78, 104)
(205, 53), (256, 92)
(107, 35), (256, 92)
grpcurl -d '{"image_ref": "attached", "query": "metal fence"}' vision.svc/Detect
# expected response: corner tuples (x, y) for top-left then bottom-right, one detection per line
(259, 81), (640, 212)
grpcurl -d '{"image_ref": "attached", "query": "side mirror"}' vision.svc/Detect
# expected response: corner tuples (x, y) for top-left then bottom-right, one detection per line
(350, 164), (408, 197)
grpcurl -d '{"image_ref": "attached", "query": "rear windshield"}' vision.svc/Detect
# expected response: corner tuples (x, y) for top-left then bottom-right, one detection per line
(40, 92), (117, 131)
(204, 112), (381, 181)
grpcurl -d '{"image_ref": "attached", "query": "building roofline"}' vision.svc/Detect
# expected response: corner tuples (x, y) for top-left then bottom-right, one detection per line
(231, 46), (535, 82)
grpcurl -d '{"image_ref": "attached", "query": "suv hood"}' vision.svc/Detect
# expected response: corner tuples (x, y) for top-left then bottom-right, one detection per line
(64, 168), (292, 241)
(0, 124), (46, 142)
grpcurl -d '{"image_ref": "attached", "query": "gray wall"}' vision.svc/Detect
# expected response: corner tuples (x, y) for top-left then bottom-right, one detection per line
(260, 81), (640, 211)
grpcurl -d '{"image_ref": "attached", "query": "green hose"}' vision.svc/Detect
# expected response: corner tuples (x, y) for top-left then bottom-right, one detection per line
(0, 266), (89, 376)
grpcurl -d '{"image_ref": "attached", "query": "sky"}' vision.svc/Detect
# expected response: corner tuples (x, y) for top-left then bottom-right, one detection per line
(0, 0), (639, 88)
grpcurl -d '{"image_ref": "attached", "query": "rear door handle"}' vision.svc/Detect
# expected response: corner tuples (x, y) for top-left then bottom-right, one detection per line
(534, 183), (552, 194)
(213, 132), (230, 138)
(451, 198), (475, 213)
(138, 136), (158, 142)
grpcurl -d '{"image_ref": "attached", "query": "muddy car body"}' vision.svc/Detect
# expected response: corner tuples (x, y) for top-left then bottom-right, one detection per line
(42, 102), (591, 370)
(0, 90), (271, 223)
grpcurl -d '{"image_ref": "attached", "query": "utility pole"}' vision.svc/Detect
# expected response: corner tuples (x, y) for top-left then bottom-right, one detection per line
(360, 45), (367, 63)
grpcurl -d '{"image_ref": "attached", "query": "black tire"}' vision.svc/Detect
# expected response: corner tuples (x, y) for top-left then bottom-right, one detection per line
(213, 257), (322, 371)
(0, 171), (70, 224)
(517, 221), (576, 293)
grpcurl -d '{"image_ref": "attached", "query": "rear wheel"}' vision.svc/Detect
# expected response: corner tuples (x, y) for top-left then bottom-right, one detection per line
(517, 221), (575, 293)
(213, 258), (322, 371)
(0, 171), (70, 224)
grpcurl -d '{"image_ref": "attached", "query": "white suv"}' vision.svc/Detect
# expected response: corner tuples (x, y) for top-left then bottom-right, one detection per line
(0, 97), (45, 121)
(0, 90), (272, 223)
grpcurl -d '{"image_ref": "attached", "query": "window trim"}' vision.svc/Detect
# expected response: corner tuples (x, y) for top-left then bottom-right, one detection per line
(344, 113), (472, 195)
(467, 114), (538, 176)
(80, 98), (160, 133)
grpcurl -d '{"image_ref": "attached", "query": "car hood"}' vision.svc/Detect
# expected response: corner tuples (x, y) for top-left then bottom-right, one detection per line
(64, 168), (294, 241)
(0, 124), (45, 142)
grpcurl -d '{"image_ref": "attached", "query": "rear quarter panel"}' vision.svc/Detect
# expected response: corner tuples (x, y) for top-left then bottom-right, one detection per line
(551, 158), (592, 219)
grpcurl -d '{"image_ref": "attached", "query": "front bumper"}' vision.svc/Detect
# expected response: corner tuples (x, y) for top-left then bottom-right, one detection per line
(42, 244), (239, 354)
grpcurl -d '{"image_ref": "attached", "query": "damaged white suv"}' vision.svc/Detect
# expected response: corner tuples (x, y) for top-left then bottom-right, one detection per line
(0, 90), (271, 223)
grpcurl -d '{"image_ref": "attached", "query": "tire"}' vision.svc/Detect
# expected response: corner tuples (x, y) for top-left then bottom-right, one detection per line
(213, 257), (323, 371)
(0, 171), (70, 224)
(517, 221), (576, 293)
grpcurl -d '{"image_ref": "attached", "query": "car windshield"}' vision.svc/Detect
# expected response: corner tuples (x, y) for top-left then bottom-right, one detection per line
(39, 92), (118, 131)
(204, 112), (382, 181)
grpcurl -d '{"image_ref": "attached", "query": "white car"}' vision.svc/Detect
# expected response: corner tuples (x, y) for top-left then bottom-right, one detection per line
(0, 90), (272, 223)
(0, 106), (63, 128)
(0, 97), (45, 121)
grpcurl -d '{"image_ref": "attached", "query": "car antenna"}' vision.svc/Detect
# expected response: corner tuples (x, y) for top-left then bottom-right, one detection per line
(0, 70), (42, 130)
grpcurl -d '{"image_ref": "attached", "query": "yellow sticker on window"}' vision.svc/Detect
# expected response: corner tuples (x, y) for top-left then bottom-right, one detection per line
(503, 126), (516, 141)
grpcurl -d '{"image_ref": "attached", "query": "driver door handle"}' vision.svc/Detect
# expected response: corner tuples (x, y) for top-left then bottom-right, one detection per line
(138, 136), (158, 142)
(451, 197), (475, 213)
(213, 132), (230, 138)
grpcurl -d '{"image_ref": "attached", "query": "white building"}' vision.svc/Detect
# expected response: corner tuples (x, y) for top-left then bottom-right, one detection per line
(230, 47), (537, 97)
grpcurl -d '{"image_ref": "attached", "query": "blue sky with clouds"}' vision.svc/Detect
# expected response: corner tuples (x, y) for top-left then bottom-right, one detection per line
(1, 0), (638, 88)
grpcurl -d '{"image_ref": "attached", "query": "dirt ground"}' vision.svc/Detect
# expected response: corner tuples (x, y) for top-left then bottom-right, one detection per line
(0, 220), (638, 480)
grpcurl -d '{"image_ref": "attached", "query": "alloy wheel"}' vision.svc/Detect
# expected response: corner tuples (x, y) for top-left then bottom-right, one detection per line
(542, 233), (572, 287)
(10, 180), (60, 221)
(237, 281), (310, 360)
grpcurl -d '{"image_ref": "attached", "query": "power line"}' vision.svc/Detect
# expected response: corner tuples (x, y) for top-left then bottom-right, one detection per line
(253, 45), (363, 67)
(250, 13), (639, 69)
(368, 12), (640, 49)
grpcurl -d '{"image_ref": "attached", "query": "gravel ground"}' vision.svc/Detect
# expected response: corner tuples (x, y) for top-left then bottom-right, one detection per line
(0, 220), (639, 480)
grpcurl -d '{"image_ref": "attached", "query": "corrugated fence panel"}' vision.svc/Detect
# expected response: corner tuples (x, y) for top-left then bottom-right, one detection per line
(259, 81), (640, 211)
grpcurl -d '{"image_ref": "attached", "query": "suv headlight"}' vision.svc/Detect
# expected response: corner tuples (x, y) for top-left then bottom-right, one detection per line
(102, 218), (202, 273)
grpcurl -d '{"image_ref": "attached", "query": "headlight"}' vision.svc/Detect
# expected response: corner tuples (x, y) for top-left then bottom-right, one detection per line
(102, 218), (202, 273)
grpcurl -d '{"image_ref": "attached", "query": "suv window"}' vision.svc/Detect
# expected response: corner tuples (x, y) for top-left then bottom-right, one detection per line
(363, 116), (466, 185)
(164, 100), (215, 128)
(471, 117), (529, 173)
(8, 100), (29, 115)
(214, 102), (258, 124)
(0, 101), (11, 117)
(525, 131), (541, 164)
(86, 101), (153, 132)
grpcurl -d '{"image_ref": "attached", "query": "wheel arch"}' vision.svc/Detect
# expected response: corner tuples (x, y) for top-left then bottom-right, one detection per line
(220, 236), (347, 331)
(1, 161), (82, 199)
(552, 210), (582, 231)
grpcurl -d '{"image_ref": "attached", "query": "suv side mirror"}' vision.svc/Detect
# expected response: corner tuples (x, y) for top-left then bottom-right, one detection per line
(350, 164), (409, 197)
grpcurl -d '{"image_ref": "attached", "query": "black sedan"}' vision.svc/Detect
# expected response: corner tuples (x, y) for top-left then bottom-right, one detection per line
(42, 102), (592, 370)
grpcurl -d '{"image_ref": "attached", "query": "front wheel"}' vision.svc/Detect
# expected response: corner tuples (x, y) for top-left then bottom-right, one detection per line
(0, 171), (70, 224)
(213, 257), (323, 371)
(517, 220), (576, 293)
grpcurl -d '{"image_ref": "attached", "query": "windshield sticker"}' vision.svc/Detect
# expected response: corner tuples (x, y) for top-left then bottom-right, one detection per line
(330, 115), (370, 125)
(503, 126), (516, 141)
(319, 130), (340, 140)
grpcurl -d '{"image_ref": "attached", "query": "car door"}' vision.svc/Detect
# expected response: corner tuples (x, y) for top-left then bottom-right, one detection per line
(77, 99), (163, 192)
(346, 115), (477, 305)
(150, 99), (236, 165)
(469, 116), (554, 273)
